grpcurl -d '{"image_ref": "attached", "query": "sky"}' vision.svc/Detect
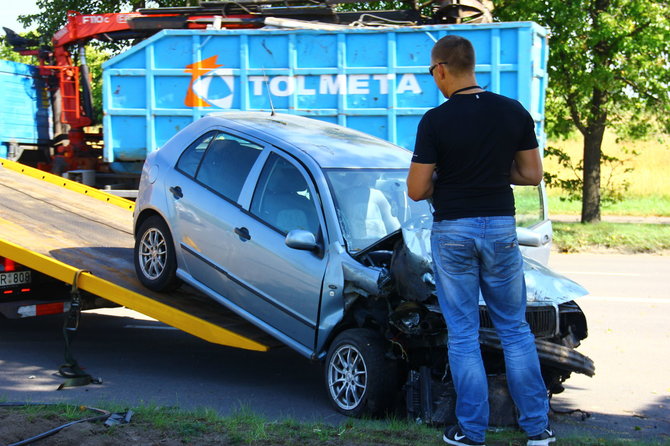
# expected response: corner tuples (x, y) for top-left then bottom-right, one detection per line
(1, 0), (40, 33)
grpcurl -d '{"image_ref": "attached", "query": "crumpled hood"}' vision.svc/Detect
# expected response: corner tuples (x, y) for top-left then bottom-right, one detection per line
(390, 215), (588, 304)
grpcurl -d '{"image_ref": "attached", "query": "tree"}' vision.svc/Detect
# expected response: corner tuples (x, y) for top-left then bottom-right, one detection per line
(494, 0), (670, 222)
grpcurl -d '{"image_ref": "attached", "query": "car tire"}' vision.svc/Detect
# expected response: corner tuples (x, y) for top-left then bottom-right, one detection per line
(134, 215), (181, 292)
(324, 328), (397, 417)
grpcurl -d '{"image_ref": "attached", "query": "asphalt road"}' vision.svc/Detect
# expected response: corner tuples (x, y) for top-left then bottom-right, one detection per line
(0, 308), (339, 422)
(546, 253), (670, 441)
(0, 253), (668, 441)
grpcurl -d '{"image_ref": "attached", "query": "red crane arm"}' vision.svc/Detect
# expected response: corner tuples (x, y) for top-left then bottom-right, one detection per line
(52, 11), (141, 48)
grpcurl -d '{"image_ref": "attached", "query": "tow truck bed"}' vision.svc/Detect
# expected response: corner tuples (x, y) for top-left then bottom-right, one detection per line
(0, 159), (280, 352)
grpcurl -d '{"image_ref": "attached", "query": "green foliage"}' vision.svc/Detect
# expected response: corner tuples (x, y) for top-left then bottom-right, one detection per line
(84, 46), (112, 124)
(543, 146), (583, 202)
(495, 0), (670, 139)
(334, 0), (434, 25)
(494, 0), (670, 221)
(543, 145), (633, 205)
(336, 0), (408, 10)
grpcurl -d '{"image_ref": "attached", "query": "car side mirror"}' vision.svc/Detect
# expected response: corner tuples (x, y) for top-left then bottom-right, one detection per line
(285, 229), (319, 251)
(516, 227), (543, 247)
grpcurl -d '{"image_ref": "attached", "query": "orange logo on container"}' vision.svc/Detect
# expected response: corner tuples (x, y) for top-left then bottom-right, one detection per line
(184, 56), (222, 107)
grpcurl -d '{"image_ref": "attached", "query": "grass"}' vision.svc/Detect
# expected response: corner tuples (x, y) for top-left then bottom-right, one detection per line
(1, 403), (669, 446)
(552, 221), (670, 253)
(537, 132), (670, 252)
(545, 131), (670, 198)
(547, 194), (670, 217)
(543, 130), (670, 217)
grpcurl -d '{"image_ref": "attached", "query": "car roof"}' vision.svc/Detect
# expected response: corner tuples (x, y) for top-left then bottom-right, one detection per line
(205, 112), (412, 169)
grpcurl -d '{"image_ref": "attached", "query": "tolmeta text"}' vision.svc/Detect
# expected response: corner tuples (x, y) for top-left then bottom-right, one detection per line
(246, 74), (422, 97)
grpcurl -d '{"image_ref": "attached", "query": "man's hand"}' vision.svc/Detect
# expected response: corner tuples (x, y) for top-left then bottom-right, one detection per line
(510, 148), (543, 185)
(407, 162), (436, 201)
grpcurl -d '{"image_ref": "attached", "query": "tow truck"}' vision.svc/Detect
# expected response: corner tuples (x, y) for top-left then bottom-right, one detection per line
(0, 0), (493, 337)
(0, 156), (278, 351)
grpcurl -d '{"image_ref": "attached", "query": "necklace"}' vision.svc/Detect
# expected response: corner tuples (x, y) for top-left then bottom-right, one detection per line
(449, 85), (482, 96)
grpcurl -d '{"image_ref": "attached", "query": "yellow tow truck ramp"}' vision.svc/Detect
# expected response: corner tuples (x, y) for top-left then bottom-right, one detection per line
(0, 159), (280, 352)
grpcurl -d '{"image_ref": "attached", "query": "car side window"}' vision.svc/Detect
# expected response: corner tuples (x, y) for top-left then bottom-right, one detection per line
(514, 185), (545, 227)
(175, 131), (216, 178)
(250, 154), (320, 236)
(195, 132), (263, 202)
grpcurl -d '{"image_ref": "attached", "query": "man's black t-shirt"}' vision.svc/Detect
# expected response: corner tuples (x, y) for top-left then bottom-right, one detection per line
(413, 91), (538, 221)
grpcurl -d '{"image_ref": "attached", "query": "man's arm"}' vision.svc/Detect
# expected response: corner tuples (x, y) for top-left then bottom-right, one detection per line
(510, 148), (543, 185)
(407, 162), (436, 201)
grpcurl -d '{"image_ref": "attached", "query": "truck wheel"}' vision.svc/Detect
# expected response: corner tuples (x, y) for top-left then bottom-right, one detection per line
(324, 328), (397, 417)
(134, 215), (181, 292)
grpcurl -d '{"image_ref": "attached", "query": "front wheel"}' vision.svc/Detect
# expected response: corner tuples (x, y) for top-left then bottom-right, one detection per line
(134, 215), (181, 292)
(324, 328), (397, 417)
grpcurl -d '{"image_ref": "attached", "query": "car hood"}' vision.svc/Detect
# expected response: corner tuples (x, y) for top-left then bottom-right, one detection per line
(360, 215), (589, 305)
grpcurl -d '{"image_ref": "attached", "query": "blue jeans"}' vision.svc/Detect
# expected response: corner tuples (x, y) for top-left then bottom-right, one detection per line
(430, 216), (548, 442)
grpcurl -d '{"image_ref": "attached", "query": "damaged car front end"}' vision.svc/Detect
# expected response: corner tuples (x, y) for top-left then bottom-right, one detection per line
(328, 212), (594, 423)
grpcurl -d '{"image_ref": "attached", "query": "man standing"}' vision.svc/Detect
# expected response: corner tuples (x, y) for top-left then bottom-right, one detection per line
(406, 35), (554, 446)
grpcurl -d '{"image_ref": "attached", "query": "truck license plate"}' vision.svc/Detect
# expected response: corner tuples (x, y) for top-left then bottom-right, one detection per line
(0, 271), (31, 287)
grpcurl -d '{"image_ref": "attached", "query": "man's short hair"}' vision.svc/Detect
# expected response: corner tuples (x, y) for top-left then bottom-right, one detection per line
(431, 35), (475, 76)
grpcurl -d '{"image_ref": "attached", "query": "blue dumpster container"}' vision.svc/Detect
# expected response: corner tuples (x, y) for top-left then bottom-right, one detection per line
(0, 60), (52, 159)
(103, 22), (548, 169)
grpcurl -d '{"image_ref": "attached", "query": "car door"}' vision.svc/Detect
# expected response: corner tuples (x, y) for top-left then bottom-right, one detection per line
(165, 129), (265, 300)
(223, 152), (328, 349)
(514, 182), (552, 265)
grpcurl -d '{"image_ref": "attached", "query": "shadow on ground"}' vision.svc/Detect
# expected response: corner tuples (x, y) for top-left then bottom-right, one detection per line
(550, 395), (670, 442)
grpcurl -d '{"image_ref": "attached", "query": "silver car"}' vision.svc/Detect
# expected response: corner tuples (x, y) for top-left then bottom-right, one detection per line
(133, 112), (593, 420)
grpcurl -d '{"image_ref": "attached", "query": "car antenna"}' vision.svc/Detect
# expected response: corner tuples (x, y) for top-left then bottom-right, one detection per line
(261, 66), (276, 116)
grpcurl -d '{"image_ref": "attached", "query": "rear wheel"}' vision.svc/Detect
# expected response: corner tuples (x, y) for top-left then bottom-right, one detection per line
(324, 328), (397, 417)
(134, 215), (181, 291)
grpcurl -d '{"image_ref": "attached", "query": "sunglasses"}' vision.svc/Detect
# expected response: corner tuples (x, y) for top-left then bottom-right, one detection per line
(429, 62), (448, 76)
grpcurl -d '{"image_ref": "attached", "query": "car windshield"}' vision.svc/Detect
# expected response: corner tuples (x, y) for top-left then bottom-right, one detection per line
(325, 169), (432, 252)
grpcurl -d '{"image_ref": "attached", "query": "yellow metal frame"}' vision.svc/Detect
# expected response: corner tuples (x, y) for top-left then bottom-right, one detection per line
(0, 237), (270, 352)
(1, 159), (273, 352)
(0, 158), (135, 212)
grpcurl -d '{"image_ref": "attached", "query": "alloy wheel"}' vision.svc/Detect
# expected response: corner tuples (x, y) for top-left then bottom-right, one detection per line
(327, 344), (368, 411)
(138, 227), (167, 280)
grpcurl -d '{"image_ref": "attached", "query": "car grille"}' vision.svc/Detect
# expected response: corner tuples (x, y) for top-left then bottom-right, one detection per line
(479, 305), (556, 338)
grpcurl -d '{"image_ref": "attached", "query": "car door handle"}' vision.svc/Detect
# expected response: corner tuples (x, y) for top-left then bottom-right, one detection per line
(169, 186), (183, 199)
(234, 226), (251, 241)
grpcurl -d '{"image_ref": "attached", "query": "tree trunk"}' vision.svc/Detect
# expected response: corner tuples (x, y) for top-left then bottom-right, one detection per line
(579, 1), (612, 224)
(581, 117), (607, 223)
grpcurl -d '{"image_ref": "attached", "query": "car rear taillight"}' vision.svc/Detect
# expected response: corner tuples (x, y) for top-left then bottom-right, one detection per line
(2, 257), (16, 273)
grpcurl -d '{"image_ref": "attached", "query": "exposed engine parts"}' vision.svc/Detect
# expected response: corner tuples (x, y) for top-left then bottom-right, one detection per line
(340, 218), (594, 426)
